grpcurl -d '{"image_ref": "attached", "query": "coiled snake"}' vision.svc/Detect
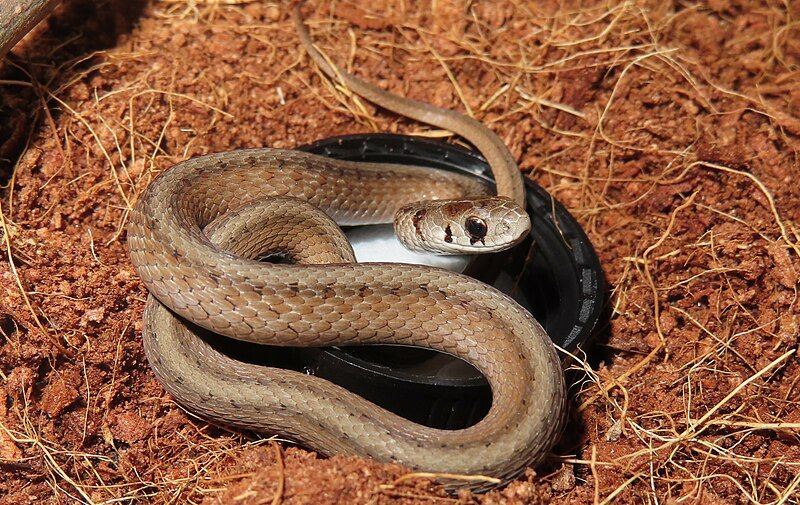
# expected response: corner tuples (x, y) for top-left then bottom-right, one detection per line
(127, 5), (566, 489)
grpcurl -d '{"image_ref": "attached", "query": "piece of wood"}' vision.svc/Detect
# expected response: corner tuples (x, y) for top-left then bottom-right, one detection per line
(0, 0), (61, 59)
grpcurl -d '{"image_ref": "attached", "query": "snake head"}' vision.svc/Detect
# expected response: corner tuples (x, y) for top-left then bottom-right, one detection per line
(395, 197), (531, 255)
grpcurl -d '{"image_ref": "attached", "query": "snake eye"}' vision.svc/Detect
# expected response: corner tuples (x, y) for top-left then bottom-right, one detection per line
(465, 216), (488, 240)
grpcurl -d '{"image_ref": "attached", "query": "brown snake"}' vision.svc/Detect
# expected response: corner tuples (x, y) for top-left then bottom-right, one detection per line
(127, 6), (566, 489)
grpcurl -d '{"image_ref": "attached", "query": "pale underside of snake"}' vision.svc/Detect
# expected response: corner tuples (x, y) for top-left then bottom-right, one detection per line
(126, 5), (567, 490)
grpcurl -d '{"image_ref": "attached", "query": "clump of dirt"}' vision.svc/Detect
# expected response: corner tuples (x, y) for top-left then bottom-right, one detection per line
(1, 0), (798, 503)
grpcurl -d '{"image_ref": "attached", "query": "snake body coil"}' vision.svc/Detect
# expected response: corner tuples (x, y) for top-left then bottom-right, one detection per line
(128, 7), (566, 489)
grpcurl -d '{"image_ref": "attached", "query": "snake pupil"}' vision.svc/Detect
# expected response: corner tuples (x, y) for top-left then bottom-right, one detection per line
(465, 216), (488, 240)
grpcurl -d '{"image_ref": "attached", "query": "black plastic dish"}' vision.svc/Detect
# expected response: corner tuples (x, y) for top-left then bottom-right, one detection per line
(275, 133), (607, 429)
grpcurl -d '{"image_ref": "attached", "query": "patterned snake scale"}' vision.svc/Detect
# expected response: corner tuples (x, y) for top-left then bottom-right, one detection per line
(127, 5), (567, 490)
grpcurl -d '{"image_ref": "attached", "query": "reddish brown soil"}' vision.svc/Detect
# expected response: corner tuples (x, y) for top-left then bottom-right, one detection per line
(1, 0), (799, 503)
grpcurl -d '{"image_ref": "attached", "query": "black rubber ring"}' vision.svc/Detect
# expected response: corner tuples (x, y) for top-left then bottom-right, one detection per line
(284, 133), (606, 429)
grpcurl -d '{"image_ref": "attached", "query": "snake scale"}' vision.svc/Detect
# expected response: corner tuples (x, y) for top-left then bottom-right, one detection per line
(126, 5), (567, 489)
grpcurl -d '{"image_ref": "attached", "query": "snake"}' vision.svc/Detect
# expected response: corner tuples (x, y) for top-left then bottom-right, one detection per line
(126, 5), (567, 490)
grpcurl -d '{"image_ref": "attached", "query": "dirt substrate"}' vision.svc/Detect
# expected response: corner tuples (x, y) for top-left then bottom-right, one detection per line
(0, 0), (798, 503)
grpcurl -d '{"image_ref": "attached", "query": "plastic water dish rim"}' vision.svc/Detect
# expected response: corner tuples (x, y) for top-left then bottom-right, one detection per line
(297, 133), (605, 388)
